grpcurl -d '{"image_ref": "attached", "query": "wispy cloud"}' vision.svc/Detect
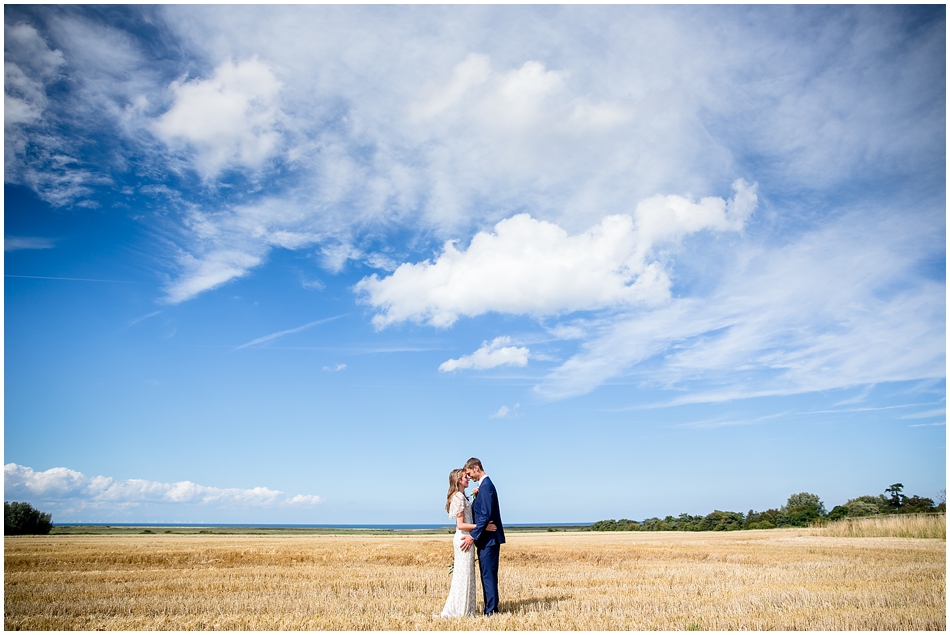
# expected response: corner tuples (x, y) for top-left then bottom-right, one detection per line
(323, 364), (347, 372)
(5, 6), (943, 309)
(3, 6), (944, 407)
(5, 236), (57, 251)
(5, 275), (140, 283)
(302, 279), (326, 291)
(490, 403), (520, 419)
(606, 397), (946, 415)
(534, 206), (944, 401)
(4, 463), (322, 509)
(235, 314), (348, 350)
(901, 409), (946, 421)
(128, 311), (162, 326)
(832, 384), (877, 407)
(669, 412), (791, 430)
(804, 403), (944, 416)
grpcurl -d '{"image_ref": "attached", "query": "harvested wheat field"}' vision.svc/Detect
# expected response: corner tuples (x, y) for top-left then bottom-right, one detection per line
(4, 528), (945, 630)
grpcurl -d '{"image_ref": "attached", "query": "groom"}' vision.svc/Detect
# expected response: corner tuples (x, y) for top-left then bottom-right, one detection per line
(460, 457), (505, 615)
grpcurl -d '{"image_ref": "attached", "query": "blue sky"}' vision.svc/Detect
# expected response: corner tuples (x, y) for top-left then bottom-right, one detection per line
(4, 5), (946, 524)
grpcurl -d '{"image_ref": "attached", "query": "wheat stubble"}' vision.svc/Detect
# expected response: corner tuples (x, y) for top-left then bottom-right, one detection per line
(5, 529), (944, 630)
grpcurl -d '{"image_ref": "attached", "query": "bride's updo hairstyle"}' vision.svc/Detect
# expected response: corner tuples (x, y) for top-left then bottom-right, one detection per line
(445, 468), (466, 512)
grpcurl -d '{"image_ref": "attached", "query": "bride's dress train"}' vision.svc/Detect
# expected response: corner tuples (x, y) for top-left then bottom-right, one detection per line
(440, 492), (477, 617)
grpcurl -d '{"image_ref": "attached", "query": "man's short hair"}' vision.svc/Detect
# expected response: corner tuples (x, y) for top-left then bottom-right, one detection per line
(464, 457), (483, 471)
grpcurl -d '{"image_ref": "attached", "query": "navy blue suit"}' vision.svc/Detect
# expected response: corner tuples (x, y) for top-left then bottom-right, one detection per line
(469, 476), (505, 614)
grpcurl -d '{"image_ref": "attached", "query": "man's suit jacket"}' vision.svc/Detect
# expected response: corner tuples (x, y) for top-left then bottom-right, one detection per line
(469, 476), (505, 548)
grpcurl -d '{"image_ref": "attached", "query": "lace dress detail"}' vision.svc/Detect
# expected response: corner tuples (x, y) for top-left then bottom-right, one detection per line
(440, 492), (477, 617)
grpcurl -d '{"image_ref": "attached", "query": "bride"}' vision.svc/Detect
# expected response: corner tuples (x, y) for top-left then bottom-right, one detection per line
(440, 468), (496, 618)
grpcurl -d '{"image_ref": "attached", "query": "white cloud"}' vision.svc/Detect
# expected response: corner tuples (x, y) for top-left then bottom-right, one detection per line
(411, 53), (492, 121)
(3, 23), (64, 127)
(4, 236), (57, 251)
(138, 9), (759, 299)
(490, 403), (520, 419)
(536, 207), (945, 400)
(165, 248), (263, 305)
(152, 58), (283, 180)
(323, 364), (347, 372)
(5, 62), (49, 127)
(289, 494), (324, 505)
(364, 252), (400, 272)
(4, 3), (943, 402)
(162, 197), (327, 303)
(4, 463), (321, 508)
(2, 21), (102, 208)
(424, 57), (571, 131)
(358, 180), (756, 328)
(440, 337), (530, 372)
(900, 409), (946, 421)
(146, 6), (938, 309)
(5, 12), (160, 207)
(320, 242), (363, 273)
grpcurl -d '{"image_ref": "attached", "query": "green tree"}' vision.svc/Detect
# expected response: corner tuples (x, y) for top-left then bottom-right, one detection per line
(591, 518), (640, 531)
(698, 510), (744, 531)
(640, 517), (662, 531)
(669, 513), (702, 531)
(785, 505), (821, 526)
(845, 499), (882, 517)
(4, 501), (53, 535)
(744, 508), (779, 529)
(846, 495), (890, 515)
(616, 518), (640, 531)
(900, 495), (936, 514)
(591, 519), (619, 531)
(827, 505), (849, 521)
(780, 492), (826, 527)
(782, 492), (826, 516)
(884, 483), (905, 511)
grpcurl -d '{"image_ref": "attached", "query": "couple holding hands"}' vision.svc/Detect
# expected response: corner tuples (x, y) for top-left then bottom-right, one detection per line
(440, 457), (505, 618)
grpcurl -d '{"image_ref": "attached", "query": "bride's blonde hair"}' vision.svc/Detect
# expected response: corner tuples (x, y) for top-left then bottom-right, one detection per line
(445, 468), (466, 512)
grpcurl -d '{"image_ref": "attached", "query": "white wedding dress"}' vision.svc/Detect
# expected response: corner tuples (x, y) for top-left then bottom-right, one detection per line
(440, 492), (478, 618)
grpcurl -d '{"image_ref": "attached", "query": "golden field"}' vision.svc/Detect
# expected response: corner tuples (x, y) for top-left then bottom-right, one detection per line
(816, 513), (946, 539)
(5, 528), (945, 630)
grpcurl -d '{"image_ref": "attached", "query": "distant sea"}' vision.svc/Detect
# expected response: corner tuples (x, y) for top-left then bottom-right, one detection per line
(55, 523), (592, 530)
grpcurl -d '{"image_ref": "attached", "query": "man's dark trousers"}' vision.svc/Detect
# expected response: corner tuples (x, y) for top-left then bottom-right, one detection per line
(477, 543), (500, 614)
(469, 475), (505, 615)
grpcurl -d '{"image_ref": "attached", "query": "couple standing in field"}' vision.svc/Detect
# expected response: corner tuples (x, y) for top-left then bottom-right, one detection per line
(440, 457), (505, 618)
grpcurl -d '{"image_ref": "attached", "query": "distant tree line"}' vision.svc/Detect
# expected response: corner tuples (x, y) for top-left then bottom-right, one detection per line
(591, 484), (946, 532)
(5, 501), (53, 535)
